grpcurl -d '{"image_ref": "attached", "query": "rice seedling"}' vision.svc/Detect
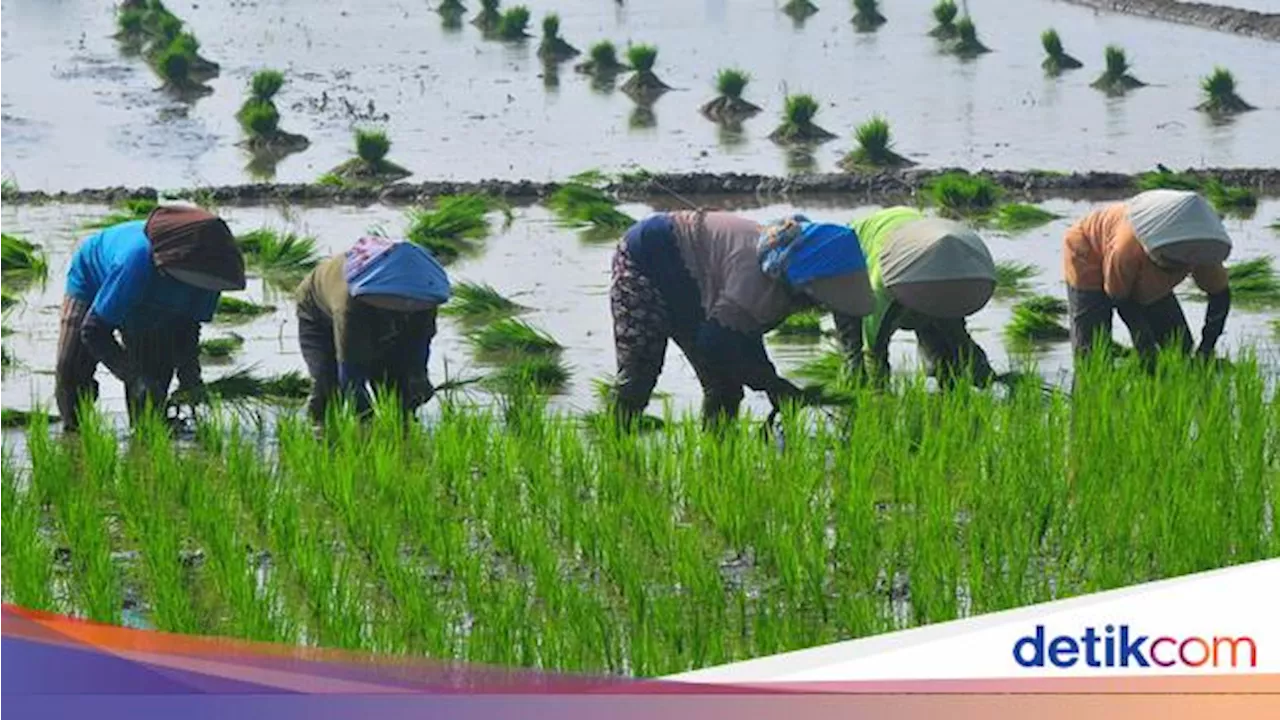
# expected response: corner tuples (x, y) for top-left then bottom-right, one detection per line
(1005, 294), (1069, 344)
(1040, 29), (1082, 74)
(484, 354), (570, 394)
(1091, 45), (1144, 96)
(547, 183), (635, 233)
(576, 41), (626, 80)
(993, 203), (1061, 232)
(839, 115), (913, 170)
(1136, 167), (1201, 192)
(621, 44), (670, 104)
(1203, 179), (1257, 217)
(949, 16), (990, 57)
(1, 233), (48, 287)
(925, 172), (1003, 218)
(440, 281), (526, 322)
(1198, 67), (1254, 116)
(328, 129), (411, 183)
(176, 367), (311, 404)
(467, 318), (562, 358)
(1, 178), (17, 200)
(700, 68), (761, 123)
(1, 289), (17, 311)
(2, 408), (40, 427)
(538, 13), (579, 62)
(82, 197), (159, 229)
(994, 261), (1039, 297)
(405, 194), (499, 264)
(215, 296), (276, 321)
(782, 0), (819, 22)
(236, 229), (320, 277)
(2, 457), (55, 610)
(929, 0), (958, 38)
(199, 333), (244, 360)
(495, 5), (531, 40)
(473, 0), (502, 34)
(237, 70), (309, 154)
(852, 0), (886, 32)
(770, 310), (826, 341)
(770, 94), (836, 145)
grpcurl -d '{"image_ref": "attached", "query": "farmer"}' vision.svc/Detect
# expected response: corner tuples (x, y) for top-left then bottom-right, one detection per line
(294, 236), (451, 424)
(849, 207), (998, 387)
(610, 210), (873, 426)
(56, 206), (247, 430)
(1062, 189), (1231, 361)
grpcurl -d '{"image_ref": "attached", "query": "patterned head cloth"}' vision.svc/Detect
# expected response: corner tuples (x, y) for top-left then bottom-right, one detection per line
(145, 206), (246, 290)
(343, 236), (398, 282)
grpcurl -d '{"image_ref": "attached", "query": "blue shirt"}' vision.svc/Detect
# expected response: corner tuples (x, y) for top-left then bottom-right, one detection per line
(65, 221), (220, 330)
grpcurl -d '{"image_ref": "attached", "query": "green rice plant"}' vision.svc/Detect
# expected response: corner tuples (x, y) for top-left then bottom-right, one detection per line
(1040, 29), (1082, 74)
(496, 5), (531, 40)
(538, 13), (579, 61)
(702, 69), (762, 122)
(547, 183), (635, 232)
(250, 69), (284, 101)
(329, 129), (410, 182)
(181, 367), (311, 403)
(236, 229), (320, 276)
(1198, 67), (1254, 115)
(839, 115), (912, 169)
(484, 354), (570, 394)
(925, 172), (1003, 218)
(782, 0), (819, 22)
(2, 457), (55, 610)
(440, 281), (526, 321)
(237, 99), (279, 139)
(929, 0), (958, 38)
(1, 289), (17, 311)
(770, 94), (836, 145)
(621, 44), (670, 103)
(439, 0), (466, 14)
(2, 408), (40, 427)
(1, 234), (48, 286)
(770, 310), (825, 341)
(1005, 294), (1069, 344)
(199, 333), (245, 360)
(1203, 179), (1257, 216)
(994, 261), (1039, 296)
(950, 16), (990, 56)
(473, 0), (502, 33)
(993, 203), (1061, 232)
(576, 40), (626, 79)
(117, 6), (146, 37)
(1, 178), (17, 200)
(1092, 45), (1144, 95)
(405, 194), (498, 263)
(82, 197), (159, 229)
(215, 296), (276, 321)
(852, 0), (886, 31)
(1136, 167), (1201, 192)
(357, 129), (390, 165)
(467, 317), (562, 358)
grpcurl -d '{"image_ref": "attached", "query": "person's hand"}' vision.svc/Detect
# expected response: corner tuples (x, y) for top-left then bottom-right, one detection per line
(406, 375), (435, 408)
(174, 381), (209, 405)
(766, 377), (804, 409)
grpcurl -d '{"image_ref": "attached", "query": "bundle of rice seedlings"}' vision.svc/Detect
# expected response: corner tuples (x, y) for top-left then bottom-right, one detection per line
(1136, 167), (1201, 192)
(1, 289), (17, 310)
(950, 16), (990, 57)
(1, 234), (48, 286)
(537, 13), (579, 62)
(700, 68), (761, 123)
(994, 260), (1038, 296)
(793, 348), (850, 388)
(184, 367), (311, 404)
(484, 355), (570, 394)
(327, 128), (411, 183)
(621, 44), (670, 104)
(1, 178), (17, 200)
(472, 0), (501, 33)
(440, 281), (526, 321)
(116, 4), (146, 39)
(994, 203), (1061, 232)
(405, 194), (498, 264)
(839, 115), (913, 170)
(1, 409), (53, 428)
(547, 183), (635, 231)
(236, 70), (309, 153)
(1197, 67), (1254, 115)
(782, 0), (819, 22)
(215, 296), (275, 321)
(1203, 179), (1257, 216)
(929, 0), (958, 38)
(575, 41), (626, 79)
(496, 5), (530, 40)
(467, 318), (562, 358)
(438, 0), (466, 29)
(236, 229), (320, 276)
(1091, 45), (1144, 95)
(82, 197), (159, 229)
(925, 172), (1003, 218)
(770, 310), (826, 341)
(769, 94), (836, 145)
(1040, 29), (1082, 75)
(852, 0), (886, 32)
(199, 333), (244, 360)
(1005, 294), (1069, 344)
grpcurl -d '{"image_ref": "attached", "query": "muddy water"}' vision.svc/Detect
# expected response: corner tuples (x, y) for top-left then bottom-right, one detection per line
(3, 0), (1279, 192)
(4, 197), (1278, 434)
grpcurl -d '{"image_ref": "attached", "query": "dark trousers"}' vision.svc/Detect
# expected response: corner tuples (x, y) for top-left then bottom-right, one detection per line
(297, 309), (423, 424)
(609, 243), (744, 421)
(1067, 287), (1192, 359)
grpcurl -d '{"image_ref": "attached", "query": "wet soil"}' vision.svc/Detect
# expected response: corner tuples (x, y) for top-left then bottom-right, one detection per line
(1060, 0), (1280, 41)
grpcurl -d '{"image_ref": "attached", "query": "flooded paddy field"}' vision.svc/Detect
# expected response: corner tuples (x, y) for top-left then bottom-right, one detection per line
(4, 0), (1280, 191)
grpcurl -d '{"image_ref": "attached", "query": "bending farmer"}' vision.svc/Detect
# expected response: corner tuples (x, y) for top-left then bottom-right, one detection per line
(850, 207), (998, 387)
(610, 210), (873, 425)
(56, 206), (247, 430)
(1063, 190), (1231, 361)
(295, 236), (451, 424)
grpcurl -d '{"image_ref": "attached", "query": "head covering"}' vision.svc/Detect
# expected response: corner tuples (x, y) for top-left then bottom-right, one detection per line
(880, 218), (995, 318)
(145, 206), (246, 290)
(1125, 190), (1231, 267)
(757, 215), (873, 316)
(344, 236), (451, 310)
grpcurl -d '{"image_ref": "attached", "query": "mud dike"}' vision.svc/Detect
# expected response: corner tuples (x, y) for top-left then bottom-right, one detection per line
(9, 168), (1280, 208)
(1060, 0), (1280, 41)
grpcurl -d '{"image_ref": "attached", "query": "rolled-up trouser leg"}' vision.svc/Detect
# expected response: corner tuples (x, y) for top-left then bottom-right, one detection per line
(122, 324), (180, 425)
(1140, 293), (1194, 356)
(297, 309), (339, 424)
(1067, 286), (1115, 357)
(610, 243), (671, 420)
(54, 296), (100, 431)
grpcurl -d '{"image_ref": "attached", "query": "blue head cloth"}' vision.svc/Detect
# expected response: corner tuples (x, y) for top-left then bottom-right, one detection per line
(758, 216), (866, 287)
(346, 239), (451, 306)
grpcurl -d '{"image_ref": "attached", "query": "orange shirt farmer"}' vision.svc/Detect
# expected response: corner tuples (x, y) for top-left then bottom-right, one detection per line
(1062, 190), (1232, 361)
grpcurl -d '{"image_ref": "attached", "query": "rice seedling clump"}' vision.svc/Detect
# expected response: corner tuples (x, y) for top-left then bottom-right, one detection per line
(199, 333), (245, 360)
(852, 0), (886, 32)
(236, 70), (309, 155)
(769, 310), (826, 341)
(839, 116), (913, 170)
(547, 183), (635, 234)
(620, 44), (670, 104)
(700, 68), (761, 123)
(467, 317), (562, 358)
(994, 203), (1061, 232)
(405, 194), (500, 264)
(1197, 67), (1254, 116)
(440, 282), (526, 322)
(327, 129), (411, 183)
(575, 41), (626, 80)
(1, 234), (49, 288)
(1005, 294), (1069, 344)
(994, 261), (1039, 296)
(215, 296), (276, 321)
(1092, 45), (1145, 95)
(473, 0), (501, 34)
(82, 197), (159, 230)
(782, 0), (819, 22)
(538, 13), (579, 62)
(948, 16), (990, 57)
(1204, 179), (1257, 217)
(926, 172), (1003, 218)
(929, 0), (958, 38)
(1040, 29), (1082, 74)
(495, 5), (531, 40)
(770, 94), (836, 145)
(484, 354), (571, 394)
(1137, 167), (1202, 192)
